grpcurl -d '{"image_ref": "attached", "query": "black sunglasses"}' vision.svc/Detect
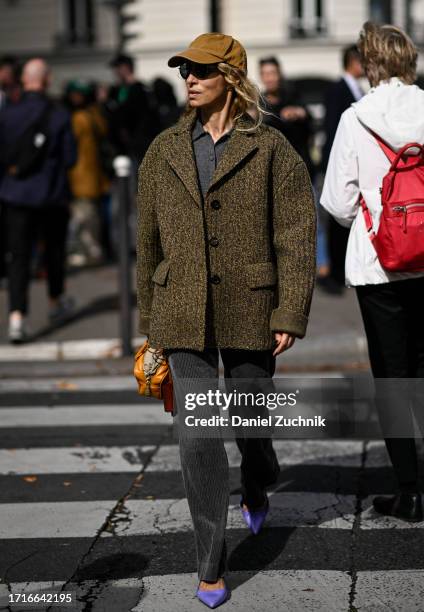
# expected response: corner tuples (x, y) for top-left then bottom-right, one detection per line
(179, 61), (219, 80)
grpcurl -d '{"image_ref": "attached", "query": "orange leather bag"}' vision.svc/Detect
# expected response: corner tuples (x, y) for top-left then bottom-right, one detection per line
(133, 339), (174, 413)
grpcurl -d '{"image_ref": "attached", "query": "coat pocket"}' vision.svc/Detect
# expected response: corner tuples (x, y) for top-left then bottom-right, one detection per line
(245, 261), (277, 289)
(151, 259), (171, 286)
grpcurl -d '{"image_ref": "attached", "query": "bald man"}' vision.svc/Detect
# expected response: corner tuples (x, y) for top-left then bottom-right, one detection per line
(0, 58), (77, 343)
(21, 58), (50, 89)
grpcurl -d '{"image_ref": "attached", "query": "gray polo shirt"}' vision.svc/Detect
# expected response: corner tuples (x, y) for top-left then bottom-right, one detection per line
(191, 114), (234, 198)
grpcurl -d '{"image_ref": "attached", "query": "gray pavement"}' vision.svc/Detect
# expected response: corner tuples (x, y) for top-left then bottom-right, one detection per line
(0, 262), (369, 371)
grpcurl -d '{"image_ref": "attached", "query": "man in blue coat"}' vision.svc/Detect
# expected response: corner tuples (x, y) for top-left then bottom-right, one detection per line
(0, 58), (77, 342)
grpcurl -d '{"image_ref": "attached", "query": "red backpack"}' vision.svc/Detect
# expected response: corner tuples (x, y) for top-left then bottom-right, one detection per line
(360, 131), (424, 272)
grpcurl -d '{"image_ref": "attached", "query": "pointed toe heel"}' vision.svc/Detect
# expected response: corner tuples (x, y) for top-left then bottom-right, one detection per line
(196, 583), (229, 609)
(240, 494), (269, 535)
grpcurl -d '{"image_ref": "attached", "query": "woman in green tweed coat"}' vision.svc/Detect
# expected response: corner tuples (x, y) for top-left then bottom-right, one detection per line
(136, 33), (316, 607)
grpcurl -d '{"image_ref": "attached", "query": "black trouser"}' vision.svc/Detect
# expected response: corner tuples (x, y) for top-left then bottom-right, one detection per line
(0, 201), (6, 280)
(4, 203), (70, 314)
(165, 347), (280, 581)
(328, 217), (350, 284)
(356, 277), (424, 492)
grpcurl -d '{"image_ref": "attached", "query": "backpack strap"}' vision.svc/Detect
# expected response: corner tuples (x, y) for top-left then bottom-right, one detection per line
(359, 194), (377, 243)
(367, 128), (397, 163)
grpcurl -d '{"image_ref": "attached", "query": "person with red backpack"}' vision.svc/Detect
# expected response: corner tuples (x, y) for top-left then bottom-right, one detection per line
(321, 21), (424, 522)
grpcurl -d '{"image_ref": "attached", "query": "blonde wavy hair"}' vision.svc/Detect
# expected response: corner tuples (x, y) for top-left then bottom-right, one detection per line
(357, 21), (418, 87)
(182, 62), (271, 132)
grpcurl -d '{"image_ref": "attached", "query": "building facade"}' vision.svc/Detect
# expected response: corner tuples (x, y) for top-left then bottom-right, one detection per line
(0, 0), (120, 92)
(0, 0), (422, 98)
(122, 0), (424, 102)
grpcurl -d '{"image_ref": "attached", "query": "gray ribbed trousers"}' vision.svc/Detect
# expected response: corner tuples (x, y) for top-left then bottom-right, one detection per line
(165, 347), (281, 581)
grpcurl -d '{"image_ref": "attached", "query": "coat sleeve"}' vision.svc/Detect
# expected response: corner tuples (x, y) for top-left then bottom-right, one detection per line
(136, 140), (164, 335)
(320, 110), (360, 228)
(270, 153), (317, 339)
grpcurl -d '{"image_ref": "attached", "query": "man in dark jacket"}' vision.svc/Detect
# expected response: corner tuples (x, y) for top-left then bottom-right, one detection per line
(321, 45), (364, 168)
(321, 45), (364, 288)
(108, 54), (162, 168)
(0, 58), (77, 343)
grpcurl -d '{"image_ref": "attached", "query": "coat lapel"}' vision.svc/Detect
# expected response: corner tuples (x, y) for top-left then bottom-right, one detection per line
(166, 109), (203, 208)
(207, 117), (259, 193)
(165, 108), (260, 208)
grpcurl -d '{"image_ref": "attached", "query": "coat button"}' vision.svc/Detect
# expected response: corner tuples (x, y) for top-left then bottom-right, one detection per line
(209, 236), (219, 247)
(210, 274), (221, 284)
(211, 199), (221, 210)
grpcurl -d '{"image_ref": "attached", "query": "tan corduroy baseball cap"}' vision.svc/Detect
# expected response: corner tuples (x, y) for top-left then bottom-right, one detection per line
(167, 33), (247, 73)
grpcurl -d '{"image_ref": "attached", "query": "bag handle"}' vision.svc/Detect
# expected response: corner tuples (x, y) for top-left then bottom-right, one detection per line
(389, 142), (424, 171)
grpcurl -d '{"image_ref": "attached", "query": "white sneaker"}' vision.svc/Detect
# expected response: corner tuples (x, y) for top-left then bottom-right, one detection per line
(8, 316), (29, 344)
(67, 253), (88, 268)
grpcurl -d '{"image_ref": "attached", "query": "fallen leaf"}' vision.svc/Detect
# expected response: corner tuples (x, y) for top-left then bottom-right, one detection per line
(56, 381), (78, 390)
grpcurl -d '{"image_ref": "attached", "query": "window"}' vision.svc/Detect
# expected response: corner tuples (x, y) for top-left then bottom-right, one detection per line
(406, 0), (424, 44)
(60, 0), (95, 46)
(369, 0), (392, 24)
(210, 0), (221, 32)
(290, 0), (327, 38)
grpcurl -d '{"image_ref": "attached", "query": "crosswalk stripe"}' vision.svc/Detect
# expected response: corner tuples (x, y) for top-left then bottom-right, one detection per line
(0, 374), (349, 393)
(137, 570), (351, 612)
(0, 440), (389, 475)
(0, 500), (115, 539)
(1, 492), (420, 540)
(0, 376), (138, 392)
(0, 571), (351, 612)
(144, 440), (366, 472)
(103, 492), (424, 535)
(0, 404), (171, 427)
(103, 493), (350, 535)
(1, 570), (423, 611)
(0, 445), (156, 475)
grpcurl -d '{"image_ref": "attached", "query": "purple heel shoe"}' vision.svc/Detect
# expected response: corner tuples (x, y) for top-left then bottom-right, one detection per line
(196, 582), (229, 609)
(240, 494), (269, 535)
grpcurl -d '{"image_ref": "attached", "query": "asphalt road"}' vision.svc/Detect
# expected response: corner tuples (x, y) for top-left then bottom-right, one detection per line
(0, 375), (423, 612)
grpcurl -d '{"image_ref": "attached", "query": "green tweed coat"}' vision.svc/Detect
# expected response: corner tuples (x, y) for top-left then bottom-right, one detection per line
(136, 106), (316, 351)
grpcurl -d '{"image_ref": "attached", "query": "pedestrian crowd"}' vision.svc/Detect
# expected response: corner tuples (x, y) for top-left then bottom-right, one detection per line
(0, 53), (180, 342)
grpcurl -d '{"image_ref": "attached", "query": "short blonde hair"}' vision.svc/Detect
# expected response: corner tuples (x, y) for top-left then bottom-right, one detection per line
(357, 21), (418, 87)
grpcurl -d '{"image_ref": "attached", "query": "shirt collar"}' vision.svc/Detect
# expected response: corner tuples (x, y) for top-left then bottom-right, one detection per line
(343, 72), (363, 101)
(192, 114), (207, 141)
(191, 112), (235, 143)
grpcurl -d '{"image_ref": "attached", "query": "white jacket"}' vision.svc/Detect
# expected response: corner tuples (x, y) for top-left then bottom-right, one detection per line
(320, 77), (424, 286)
